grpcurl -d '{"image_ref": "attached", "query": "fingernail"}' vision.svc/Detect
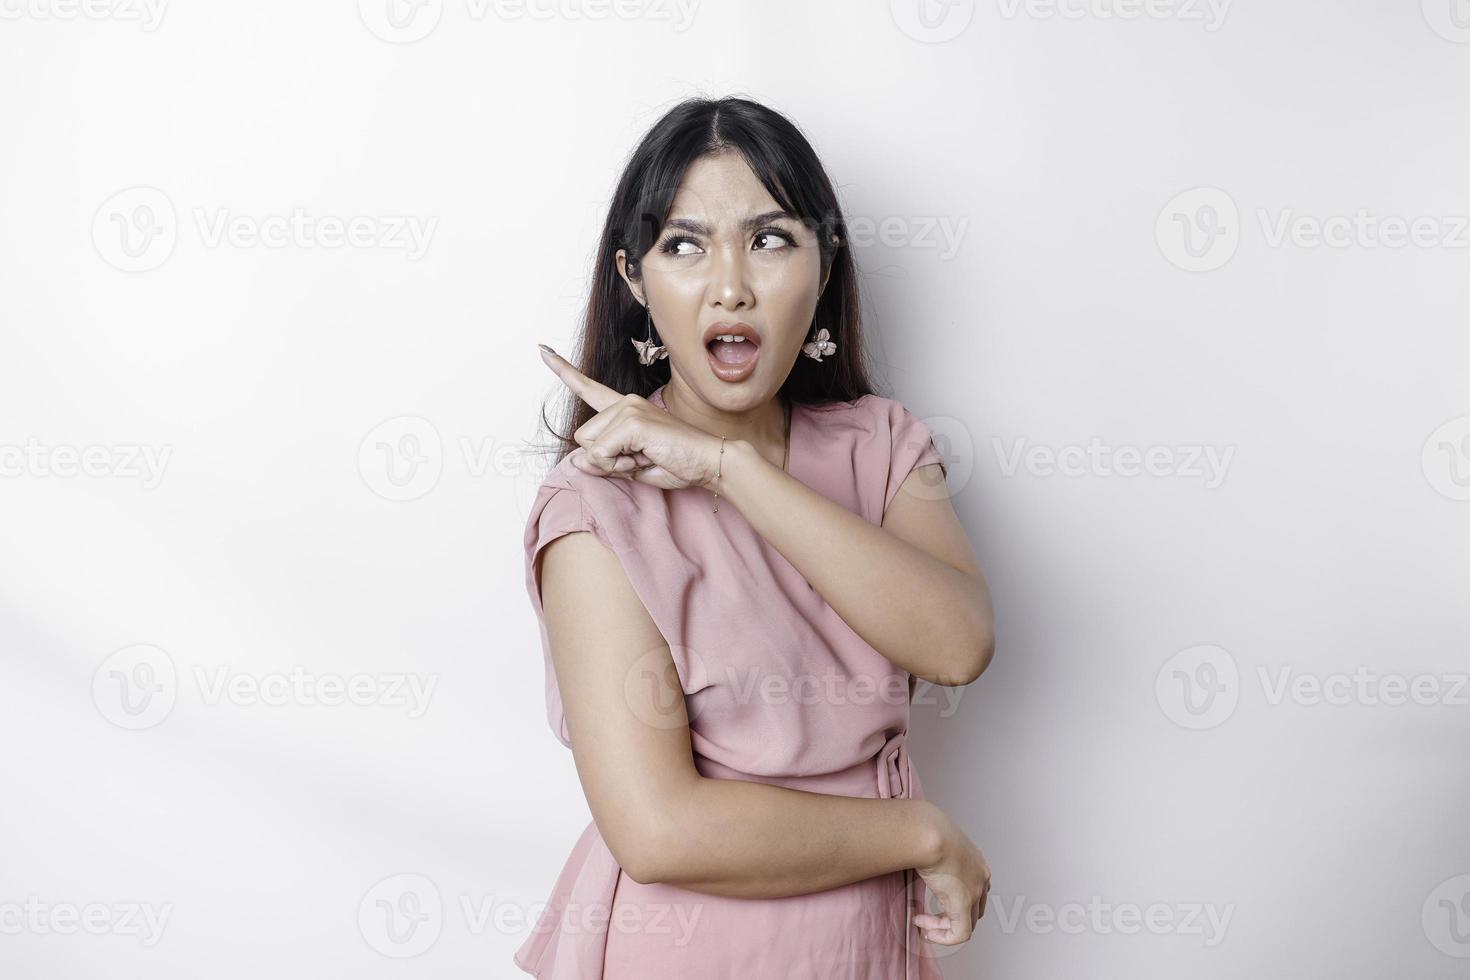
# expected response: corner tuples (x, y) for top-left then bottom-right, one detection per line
(538, 343), (554, 355)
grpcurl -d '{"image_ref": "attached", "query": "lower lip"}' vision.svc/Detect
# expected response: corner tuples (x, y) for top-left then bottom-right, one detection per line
(704, 339), (761, 382)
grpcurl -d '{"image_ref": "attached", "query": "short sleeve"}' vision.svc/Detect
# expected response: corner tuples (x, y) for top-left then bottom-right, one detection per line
(878, 397), (948, 516)
(520, 462), (694, 750)
(523, 479), (603, 749)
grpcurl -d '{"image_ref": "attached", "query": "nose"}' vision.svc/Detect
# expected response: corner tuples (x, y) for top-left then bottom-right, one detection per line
(706, 241), (754, 312)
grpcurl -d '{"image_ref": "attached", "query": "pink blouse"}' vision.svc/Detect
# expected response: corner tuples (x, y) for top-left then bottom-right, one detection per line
(515, 382), (950, 979)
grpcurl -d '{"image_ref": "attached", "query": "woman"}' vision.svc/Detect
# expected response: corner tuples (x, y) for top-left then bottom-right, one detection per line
(517, 96), (995, 979)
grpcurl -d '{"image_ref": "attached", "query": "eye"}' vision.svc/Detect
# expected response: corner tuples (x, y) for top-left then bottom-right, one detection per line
(754, 228), (797, 251)
(656, 234), (701, 257)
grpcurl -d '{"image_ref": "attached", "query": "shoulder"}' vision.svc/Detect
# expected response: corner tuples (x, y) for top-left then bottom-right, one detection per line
(525, 452), (667, 555)
(805, 392), (929, 442)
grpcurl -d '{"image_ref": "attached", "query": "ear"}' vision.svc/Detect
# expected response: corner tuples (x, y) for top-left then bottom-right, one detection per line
(817, 232), (838, 298)
(615, 248), (645, 307)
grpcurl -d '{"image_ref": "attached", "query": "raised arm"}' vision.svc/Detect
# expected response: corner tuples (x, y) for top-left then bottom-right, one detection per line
(536, 526), (942, 897)
(715, 444), (996, 687)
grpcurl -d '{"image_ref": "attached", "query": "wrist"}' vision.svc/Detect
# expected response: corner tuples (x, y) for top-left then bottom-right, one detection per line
(914, 799), (949, 871)
(703, 437), (757, 494)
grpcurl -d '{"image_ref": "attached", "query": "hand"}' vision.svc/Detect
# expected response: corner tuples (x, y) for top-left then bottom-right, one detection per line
(913, 805), (992, 946)
(539, 345), (726, 490)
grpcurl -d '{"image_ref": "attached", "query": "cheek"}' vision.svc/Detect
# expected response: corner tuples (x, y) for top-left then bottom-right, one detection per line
(751, 254), (821, 301)
(643, 273), (703, 316)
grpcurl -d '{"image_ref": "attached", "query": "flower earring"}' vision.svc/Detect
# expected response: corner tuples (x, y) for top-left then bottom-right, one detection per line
(632, 301), (669, 366)
(801, 318), (837, 362)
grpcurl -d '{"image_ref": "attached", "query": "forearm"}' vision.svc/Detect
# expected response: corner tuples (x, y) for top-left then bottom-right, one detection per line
(712, 439), (990, 684)
(640, 774), (941, 898)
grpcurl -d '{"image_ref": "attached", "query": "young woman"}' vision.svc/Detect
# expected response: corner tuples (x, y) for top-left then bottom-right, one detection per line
(517, 96), (995, 979)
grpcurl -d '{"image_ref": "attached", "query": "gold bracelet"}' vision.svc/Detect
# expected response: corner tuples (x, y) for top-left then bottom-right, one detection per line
(712, 436), (726, 513)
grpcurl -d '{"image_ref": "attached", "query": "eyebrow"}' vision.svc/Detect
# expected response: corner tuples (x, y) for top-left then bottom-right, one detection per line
(662, 210), (797, 236)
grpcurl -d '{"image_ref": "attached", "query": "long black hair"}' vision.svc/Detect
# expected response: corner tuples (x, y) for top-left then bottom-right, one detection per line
(539, 95), (878, 464)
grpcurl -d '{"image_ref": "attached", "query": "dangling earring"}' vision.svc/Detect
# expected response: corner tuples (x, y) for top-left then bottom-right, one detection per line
(801, 316), (836, 362)
(632, 301), (669, 366)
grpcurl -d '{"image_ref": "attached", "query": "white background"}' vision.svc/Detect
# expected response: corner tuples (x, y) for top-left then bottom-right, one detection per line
(2, 1), (1468, 977)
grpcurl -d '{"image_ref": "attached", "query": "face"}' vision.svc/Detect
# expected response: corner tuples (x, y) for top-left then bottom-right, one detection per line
(616, 151), (830, 411)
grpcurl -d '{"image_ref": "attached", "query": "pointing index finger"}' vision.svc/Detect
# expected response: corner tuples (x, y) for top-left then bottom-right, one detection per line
(538, 345), (623, 414)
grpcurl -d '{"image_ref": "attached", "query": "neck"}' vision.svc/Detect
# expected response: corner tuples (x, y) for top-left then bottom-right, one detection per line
(662, 377), (788, 467)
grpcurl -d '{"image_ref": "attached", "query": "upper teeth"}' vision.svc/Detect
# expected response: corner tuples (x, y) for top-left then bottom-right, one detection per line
(714, 335), (747, 342)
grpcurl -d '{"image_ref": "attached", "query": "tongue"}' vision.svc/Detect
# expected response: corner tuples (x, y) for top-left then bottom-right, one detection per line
(711, 341), (757, 365)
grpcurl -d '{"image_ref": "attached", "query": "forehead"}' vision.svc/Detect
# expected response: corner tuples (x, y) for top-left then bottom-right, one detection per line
(668, 151), (784, 221)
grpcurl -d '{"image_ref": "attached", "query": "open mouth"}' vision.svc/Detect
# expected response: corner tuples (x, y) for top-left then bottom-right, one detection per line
(704, 332), (761, 381)
(707, 333), (759, 366)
